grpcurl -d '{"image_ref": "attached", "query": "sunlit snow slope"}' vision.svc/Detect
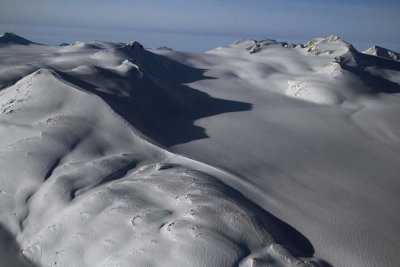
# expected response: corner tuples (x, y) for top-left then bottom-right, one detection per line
(1, 33), (400, 267)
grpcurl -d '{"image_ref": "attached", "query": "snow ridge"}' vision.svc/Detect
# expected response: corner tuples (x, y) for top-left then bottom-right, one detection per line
(0, 68), (327, 266)
(363, 46), (400, 61)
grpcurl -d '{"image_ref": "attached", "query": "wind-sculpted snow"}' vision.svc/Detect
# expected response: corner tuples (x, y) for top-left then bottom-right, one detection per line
(1, 33), (400, 267)
(168, 36), (400, 267)
(0, 68), (326, 266)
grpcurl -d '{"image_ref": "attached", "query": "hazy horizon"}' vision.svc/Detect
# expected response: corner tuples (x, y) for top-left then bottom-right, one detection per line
(1, 0), (399, 52)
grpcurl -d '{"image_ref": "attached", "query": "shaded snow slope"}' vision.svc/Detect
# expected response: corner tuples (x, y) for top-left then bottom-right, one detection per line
(207, 35), (400, 105)
(0, 52), (327, 266)
(1, 34), (400, 267)
(163, 36), (400, 267)
(65, 40), (125, 50)
(0, 32), (38, 46)
(363, 46), (400, 61)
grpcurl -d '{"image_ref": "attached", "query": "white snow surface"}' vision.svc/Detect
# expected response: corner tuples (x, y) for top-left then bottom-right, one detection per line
(0, 33), (400, 267)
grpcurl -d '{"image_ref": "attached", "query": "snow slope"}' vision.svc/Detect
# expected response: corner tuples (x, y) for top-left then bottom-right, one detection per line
(0, 69), (317, 267)
(363, 46), (400, 61)
(0, 33), (400, 267)
(158, 36), (400, 267)
(0, 32), (38, 46)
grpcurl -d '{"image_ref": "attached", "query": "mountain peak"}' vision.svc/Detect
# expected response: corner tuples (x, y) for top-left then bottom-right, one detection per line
(1, 32), (17, 37)
(228, 39), (295, 54)
(0, 32), (37, 45)
(305, 35), (351, 47)
(325, 35), (343, 42)
(125, 41), (144, 50)
(304, 35), (355, 56)
(362, 46), (400, 61)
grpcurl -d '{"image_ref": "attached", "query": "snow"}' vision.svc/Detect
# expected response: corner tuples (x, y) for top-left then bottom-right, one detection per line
(0, 33), (400, 267)
(363, 46), (400, 61)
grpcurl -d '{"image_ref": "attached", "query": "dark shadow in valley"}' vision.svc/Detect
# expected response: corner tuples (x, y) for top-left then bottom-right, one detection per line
(343, 53), (400, 94)
(210, 173), (332, 267)
(0, 223), (38, 267)
(56, 47), (252, 147)
(50, 48), (332, 265)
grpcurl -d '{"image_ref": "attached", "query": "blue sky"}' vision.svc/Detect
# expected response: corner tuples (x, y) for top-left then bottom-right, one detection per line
(1, 0), (399, 52)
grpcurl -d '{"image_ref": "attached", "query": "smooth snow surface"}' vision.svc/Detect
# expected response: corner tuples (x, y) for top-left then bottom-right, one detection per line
(1, 33), (400, 267)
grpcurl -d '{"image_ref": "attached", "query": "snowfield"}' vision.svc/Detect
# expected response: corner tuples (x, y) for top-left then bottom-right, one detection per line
(0, 32), (400, 267)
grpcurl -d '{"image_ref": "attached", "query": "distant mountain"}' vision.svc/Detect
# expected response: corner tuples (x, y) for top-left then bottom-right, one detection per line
(362, 46), (400, 61)
(61, 40), (125, 49)
(225, 35), (354, 56)
(304, 35), (356, 56)
(154, 46), (173, 51)
(0, 32), (38, 45)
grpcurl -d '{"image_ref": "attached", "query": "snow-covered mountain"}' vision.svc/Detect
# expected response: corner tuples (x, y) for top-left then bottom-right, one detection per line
(0, 33), (400, 267)
(0, 32), (38, 46)
(363, 45), (400, 61)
